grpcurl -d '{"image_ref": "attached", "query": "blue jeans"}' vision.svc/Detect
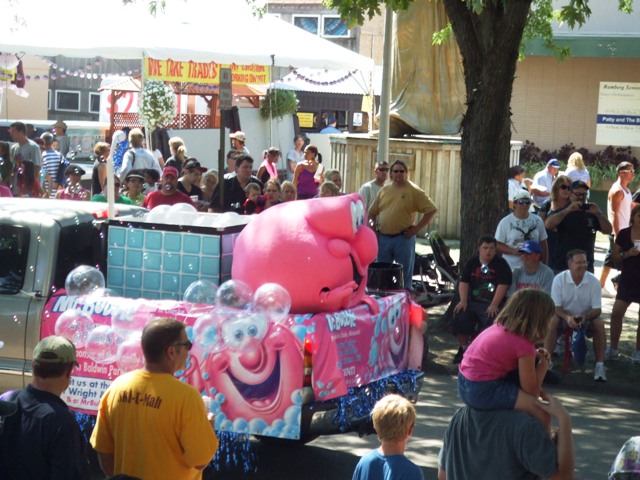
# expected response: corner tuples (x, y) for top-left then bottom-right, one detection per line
(377, 233), (415, 290)
(458, 371), (519, 410)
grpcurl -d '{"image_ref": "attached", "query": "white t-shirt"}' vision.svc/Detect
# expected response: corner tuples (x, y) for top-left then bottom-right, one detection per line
(495, 213), (548, 270)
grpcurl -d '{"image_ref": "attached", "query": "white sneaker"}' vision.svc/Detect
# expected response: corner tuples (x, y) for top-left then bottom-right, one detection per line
(594, 363), (607, 382)
(632, 351), (640, 364)
(605, 347), (619, 360)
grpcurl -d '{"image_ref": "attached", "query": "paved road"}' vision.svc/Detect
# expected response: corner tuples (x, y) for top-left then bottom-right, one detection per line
(205, 372), (640, 479)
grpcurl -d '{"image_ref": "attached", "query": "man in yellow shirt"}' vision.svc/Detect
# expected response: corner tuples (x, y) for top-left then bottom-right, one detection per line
(91, 318), (218, 479)
(369, 160), (438, 290)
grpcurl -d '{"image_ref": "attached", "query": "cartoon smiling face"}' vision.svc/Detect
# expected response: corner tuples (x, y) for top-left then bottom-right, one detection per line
(232, 194), (378, 313)
(385, 302), (409, 368)
(202, 311), (304, 425)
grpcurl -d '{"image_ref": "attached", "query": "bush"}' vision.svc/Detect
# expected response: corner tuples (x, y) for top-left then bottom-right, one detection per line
(519, 141), (639, 188)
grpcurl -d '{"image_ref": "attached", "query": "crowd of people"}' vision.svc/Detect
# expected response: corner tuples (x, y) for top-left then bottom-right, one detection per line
(0, 125), (359, 216)
(1, 123), (639, 478)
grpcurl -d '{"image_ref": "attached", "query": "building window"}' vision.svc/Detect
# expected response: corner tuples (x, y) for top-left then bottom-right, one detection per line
(322, 16), (350, 38)
(55, 90), (81, 112)
(89, 92), (100, 114)
(292, 15), (319, 35)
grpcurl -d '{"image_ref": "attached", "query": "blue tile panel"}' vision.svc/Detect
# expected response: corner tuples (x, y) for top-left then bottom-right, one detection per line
(107, 225), (228, 300)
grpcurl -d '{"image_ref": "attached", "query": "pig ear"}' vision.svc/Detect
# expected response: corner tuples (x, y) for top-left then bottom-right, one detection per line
(306, 194), (359, 239)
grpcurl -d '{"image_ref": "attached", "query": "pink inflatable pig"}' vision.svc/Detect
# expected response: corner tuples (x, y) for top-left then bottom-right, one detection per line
(232, 194), (378, 314)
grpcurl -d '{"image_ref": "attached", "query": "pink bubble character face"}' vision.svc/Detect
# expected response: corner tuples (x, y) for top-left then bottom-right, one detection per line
(203, 312), (303, 424)
(232, 194), (378, 313)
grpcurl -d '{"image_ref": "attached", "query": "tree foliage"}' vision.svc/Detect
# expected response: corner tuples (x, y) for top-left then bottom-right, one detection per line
(326, 0), (634, 264)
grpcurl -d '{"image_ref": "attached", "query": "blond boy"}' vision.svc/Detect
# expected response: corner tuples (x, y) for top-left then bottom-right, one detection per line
(352, 394), (423, 480)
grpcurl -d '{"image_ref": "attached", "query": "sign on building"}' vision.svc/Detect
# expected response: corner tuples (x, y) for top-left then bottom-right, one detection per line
(596, 82), (640, 147)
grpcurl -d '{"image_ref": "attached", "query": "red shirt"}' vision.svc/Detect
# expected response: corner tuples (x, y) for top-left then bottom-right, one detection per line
(142, 190), (195, 210)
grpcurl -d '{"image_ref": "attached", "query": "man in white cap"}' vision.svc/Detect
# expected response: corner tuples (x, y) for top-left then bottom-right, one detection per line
(0, 336), (90, 479)
(495, 189), (548, 271)
(230, 131), (250, 155)
(531, 158), (560, 208)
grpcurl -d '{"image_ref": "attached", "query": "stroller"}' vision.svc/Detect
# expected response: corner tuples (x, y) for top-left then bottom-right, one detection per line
(412, 231), (458, 307)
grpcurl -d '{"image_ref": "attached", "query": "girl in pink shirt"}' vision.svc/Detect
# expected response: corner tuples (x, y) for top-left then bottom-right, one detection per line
(458, 289), (554, 428)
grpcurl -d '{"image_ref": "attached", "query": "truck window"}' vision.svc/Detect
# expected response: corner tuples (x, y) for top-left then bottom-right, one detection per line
(0, 225), (30, 295)
(53, 223), (99, 291)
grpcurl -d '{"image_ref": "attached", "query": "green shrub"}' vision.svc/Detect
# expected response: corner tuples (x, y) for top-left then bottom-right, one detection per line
(259, 89), (299, 120)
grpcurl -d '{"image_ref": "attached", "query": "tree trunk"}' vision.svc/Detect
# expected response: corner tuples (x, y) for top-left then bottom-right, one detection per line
(442, 0), (532, 264)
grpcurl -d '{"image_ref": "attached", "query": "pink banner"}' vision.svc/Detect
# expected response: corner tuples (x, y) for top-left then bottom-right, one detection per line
(41, 290), (417, 438)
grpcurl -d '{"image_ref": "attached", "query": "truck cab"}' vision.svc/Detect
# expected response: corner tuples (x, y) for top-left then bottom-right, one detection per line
(0, 199), (144, 391)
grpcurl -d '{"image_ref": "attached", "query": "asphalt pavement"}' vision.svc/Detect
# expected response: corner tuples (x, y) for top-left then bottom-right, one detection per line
(205, 372), (639, 479)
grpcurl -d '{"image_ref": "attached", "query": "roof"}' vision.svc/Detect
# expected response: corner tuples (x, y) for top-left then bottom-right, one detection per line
(0, 198), (145, 227)
(274, 66), (382, 95)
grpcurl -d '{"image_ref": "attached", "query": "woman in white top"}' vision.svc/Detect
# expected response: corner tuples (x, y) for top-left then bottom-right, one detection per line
(286, 134), (305, 181)
(564, 152), (591, 187)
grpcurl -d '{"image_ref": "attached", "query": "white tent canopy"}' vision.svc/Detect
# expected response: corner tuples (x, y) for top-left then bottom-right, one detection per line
(0, 0), (373, 71)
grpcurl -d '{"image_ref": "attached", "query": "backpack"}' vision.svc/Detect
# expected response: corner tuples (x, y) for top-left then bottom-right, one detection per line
(55, 155), (70, 186)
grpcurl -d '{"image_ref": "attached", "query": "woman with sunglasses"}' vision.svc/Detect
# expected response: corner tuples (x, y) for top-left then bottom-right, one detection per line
(538, 175), (572, 269)
(496, 190), (548, 271)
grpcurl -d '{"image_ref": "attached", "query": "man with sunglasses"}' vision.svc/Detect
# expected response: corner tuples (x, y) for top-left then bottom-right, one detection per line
(369, 160), (438, 291)
(91, 318), (218, 479)
(496, 190), (548, 271)
(358, 160), (389, 211)
(545, 181), (612, 273)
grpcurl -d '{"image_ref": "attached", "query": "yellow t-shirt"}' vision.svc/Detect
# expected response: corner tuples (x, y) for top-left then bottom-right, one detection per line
(90, 370), (218, 480)
(369, 181), (437, 235)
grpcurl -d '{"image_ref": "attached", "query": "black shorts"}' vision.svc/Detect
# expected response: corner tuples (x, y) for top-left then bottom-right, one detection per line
(604, 235), (623, 270)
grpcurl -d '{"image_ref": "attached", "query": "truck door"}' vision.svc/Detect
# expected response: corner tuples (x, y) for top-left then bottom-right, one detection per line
(0, 224), (33, 391)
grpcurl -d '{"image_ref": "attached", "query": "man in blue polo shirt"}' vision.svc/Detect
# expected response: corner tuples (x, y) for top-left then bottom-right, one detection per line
(0, 336), (90, 479)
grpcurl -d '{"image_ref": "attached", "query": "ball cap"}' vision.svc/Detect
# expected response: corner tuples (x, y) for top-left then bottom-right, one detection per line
(65, 165), (86, 176)
(229, 131), (246, 141)
(547, 158), (560, 168)
(184, 160), (207, 172)
(570, 180), (590, 191)
(53, 120), (67, 129)
(513, 189), (531, 201)
(33, 336), (79, 366)
(162, 166), (179, 178)
(0, 399), (17, 417)
(519, 240), (542, 255)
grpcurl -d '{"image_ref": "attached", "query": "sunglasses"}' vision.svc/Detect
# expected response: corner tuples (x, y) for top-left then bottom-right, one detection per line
(172, 340), (193, 351)
(559, 184), (570, 190)
(515, 199), (531, 205)
(392, 170), (406, 174)
(572, 192), (588, 197)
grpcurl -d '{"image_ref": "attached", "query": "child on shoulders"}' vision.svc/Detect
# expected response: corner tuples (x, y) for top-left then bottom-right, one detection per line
(352, 394), (423, 480)
(457, 288), (553, 429)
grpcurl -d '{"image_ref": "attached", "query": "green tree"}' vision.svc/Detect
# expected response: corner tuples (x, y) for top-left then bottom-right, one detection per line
(328, 0), (634, 262)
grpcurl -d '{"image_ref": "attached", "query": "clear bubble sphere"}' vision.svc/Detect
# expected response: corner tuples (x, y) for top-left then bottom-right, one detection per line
(65, 265), (105, 295)
(184, 280), (218, 305)
(54, 309), (95, 349)
(216, 280), (253, 310)
(252, 283), (291, 323)
(85, 325), (122, 364)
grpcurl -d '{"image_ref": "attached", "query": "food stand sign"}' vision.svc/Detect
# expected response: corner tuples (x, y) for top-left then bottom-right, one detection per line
(144, 58), (269, 86)
(219, 67), (232, 110)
